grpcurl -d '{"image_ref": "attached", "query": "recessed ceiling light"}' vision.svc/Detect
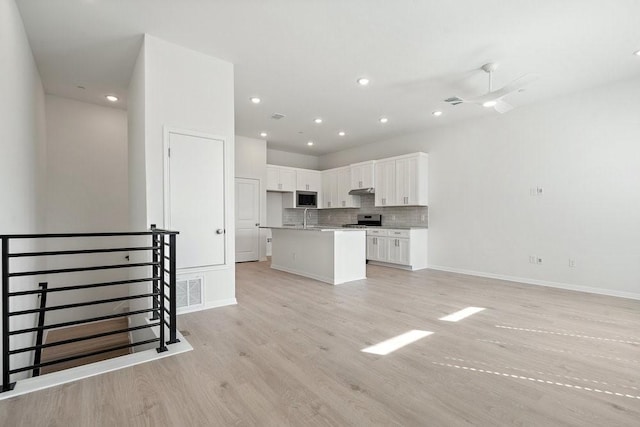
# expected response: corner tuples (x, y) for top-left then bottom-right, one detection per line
(314, 118), (323, 124)
(260, 132), (267, 137)
(482, 100), (497, 108)
(338, 131), (346, 136)
(357, 77), (370, 86)
(105, 95), (118, 102)
(379, 117), (389, 124)
(635, 49), (640, 56)
(307, 141), (314, 146)
(250, 97), (261, 104)
(432, 111), (443, 117)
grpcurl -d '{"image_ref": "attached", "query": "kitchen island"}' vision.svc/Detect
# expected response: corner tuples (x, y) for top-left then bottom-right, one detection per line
(266, 226), (366, 285)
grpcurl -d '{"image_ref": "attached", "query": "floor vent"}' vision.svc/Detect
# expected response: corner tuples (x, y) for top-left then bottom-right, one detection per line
(176, 276), (203, 310)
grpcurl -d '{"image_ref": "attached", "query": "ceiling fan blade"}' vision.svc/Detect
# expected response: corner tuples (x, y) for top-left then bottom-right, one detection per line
(467, 73), (539, 105)
(464, 92), (498, 105)
(493, 99), (514, 114)
(498, 73), (539, 96)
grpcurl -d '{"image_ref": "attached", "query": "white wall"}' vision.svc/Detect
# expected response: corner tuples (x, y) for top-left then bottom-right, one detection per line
(267, 148), (320, 170)
(0, 0), (47, 381)
(320, 76), (640, 299)
(42, 95), (130, 325)
(45, 95), (128, 232)
(235, 136), (268, 261)
(128, 35), (236, 310)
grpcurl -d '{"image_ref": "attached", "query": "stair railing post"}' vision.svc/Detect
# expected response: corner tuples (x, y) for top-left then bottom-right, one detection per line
(167, 233), (179, 344)
(151, 226), (159, 320)
(156, 233), (167, 353)
(2, 237), (14, 391)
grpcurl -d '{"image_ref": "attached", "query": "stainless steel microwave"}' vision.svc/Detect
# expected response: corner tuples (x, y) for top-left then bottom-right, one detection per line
(296, 191), (317, 208)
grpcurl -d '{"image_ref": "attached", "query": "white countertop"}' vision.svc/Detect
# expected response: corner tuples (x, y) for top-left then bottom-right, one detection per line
(261, 225), (364, 232)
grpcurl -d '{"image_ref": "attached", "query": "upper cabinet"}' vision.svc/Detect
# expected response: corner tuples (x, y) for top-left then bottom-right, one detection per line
(267, 152), (426, 207)
(374, 153), (428, 206)
(350, 160), (375, 190)
(374, 159), (396, 207)
(266, 165), (296, 192)
(321, 167), (361, 209)
(296, 169), (321, 192)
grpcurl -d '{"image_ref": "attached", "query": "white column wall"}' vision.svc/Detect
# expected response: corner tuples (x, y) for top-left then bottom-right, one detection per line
(128, 35), (236, 309)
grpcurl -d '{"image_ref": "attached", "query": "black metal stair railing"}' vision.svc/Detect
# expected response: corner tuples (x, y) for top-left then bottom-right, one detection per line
(1, 227), (179, 392)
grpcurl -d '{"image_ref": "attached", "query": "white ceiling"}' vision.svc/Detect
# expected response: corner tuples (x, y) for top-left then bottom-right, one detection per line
(17, 0), (640, 155)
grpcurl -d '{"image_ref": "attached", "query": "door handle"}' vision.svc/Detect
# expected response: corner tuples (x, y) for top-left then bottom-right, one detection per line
(216, 229), (225, 234)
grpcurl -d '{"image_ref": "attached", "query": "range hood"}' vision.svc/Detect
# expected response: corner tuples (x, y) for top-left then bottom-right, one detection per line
(348, 188), (375, 195)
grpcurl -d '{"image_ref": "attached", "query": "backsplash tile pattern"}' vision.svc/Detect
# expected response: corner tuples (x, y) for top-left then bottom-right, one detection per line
(284, 195), (428, 227)
(283, 208), (319, 226)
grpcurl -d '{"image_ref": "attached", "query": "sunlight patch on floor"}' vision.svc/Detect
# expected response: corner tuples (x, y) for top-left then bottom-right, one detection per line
(361, 330), (433, 356)
(440, 307), (485, 322)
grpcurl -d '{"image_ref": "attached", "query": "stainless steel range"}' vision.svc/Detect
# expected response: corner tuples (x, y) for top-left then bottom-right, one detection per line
(342, 214), (382, 228)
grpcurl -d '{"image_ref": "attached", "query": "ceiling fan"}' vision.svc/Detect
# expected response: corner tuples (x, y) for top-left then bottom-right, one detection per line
(445, 63), (538, 113)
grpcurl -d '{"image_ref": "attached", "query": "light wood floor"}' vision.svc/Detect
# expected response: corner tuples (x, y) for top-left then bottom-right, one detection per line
(2, 262), (639, 426)
(40, 318), (131, 375)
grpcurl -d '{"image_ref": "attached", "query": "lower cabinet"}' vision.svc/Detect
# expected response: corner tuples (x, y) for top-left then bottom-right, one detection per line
(366, 228), (427, 270)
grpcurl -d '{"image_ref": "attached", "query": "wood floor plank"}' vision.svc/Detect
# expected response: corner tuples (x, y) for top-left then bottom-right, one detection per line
(1, 262), (639, 426)
(40, 318), (131, 374)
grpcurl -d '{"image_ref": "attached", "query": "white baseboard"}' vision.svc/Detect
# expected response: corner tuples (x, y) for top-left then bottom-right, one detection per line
(204, 298), (238, 309)
(428, 265), (640, 301)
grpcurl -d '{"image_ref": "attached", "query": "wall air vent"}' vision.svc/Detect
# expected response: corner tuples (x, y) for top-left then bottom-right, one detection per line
(271, 113), (286, 120)
(176, 276), (203, 310)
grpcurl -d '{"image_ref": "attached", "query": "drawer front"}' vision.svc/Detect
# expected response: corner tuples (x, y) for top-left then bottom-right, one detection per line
(387, 229), (410, 238)
(366, 229), (389, 236)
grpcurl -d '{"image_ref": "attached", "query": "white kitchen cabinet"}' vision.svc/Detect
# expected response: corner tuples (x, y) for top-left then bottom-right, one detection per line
(366, 228), (427, 270)
(296, 169), (321, 192)
(321, 169), (337, 208)
(321, 167), (360, 209)
(374, 159), (396, 206)
(374, 153), (428, 206)
(266, 165), (296, 192)
(387, 236), (410, 265)
(350, 160), (375, 190)
(366, 234), (388, 261)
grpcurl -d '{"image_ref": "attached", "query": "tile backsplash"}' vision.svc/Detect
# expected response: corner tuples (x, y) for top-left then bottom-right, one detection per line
(283, 194), (428, 227)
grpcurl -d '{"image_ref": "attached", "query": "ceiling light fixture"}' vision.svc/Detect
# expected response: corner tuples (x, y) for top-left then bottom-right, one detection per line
(379, 117), (389, 124)
(357, 77), (370, 86)
(482, 100), (497, 108)
(250, 97), (261, 104)
(338, 131), (346, 136)
(105, 95), (118, 102)
(307, 141), (314, 146)
(260, 132), (267, 137)
(432, 111), (443, 117)
(314, 118), (323, 124)
(635, 49), (640, 56)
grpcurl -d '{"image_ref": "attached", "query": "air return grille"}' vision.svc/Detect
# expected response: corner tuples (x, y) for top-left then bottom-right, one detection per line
(176, 276), (203, 309)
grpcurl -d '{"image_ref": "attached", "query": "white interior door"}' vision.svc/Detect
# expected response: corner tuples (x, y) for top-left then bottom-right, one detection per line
(235, 178), (260, 262)
(167, 131), (225, 269)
